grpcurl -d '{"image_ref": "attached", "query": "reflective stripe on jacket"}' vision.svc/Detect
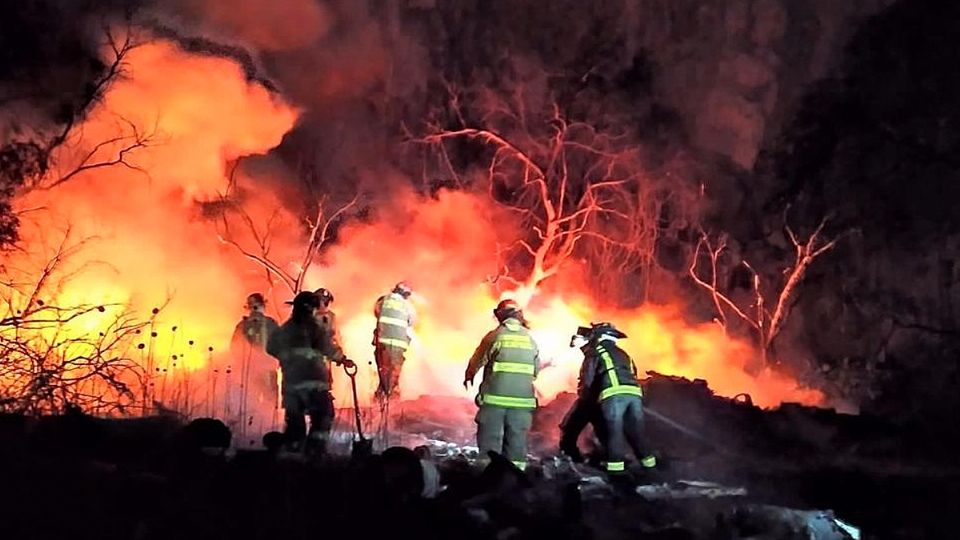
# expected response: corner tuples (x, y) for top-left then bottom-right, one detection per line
(267, 319), (335, 392)
(375, 293), (412, 349)
(467, 318), (539, 410)
(594, 342), (642, 401)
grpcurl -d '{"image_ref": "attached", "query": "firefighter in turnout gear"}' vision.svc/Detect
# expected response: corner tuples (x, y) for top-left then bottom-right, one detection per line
(267, 291), (354, 456)
(314, 287), (340, 388)
(231, 293), (280, 348)
(578, 322), (656, 477)
(464, 299), (539, 471)
(558, 329), (608, 463)
(373, 282), (416, 399)
(229, 293), (280, 442)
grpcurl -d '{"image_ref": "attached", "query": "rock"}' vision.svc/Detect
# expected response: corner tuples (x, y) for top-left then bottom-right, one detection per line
(723, 505), (861, 539)
(181, 417), (231, 451)
(261, 430), (284, 452)
(577, 474), (614, 501)
(420, 458), (441, 498)
(635, 479), (748, 500)
(382, 446), (426, 502)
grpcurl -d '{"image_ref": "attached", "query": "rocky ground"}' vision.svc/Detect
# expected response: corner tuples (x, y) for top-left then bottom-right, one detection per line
(0, 375), (955, 539)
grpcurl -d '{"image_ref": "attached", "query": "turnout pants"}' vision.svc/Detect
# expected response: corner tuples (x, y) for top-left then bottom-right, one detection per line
(374, 344), (407, 398)
(476, 405), (533, 470)
(559, 396), (607, 462)
(283, 386), (334, 454)
(601, 395), (656, 473)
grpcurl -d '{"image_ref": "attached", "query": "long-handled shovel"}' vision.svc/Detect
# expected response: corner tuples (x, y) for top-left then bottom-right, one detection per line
(344, 362), (373, 460)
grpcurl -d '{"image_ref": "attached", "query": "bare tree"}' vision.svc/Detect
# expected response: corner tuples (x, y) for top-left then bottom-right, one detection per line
(415, 83), (671, 301)
(1, 26), (154, 246)
(13, 27), (149, 191)
(690, 209), (853, 367)
(213, 161), (359, 296)
(583, 173), (678, 301)
(37, 114), (158, 191)
(0, 229), (157, 415)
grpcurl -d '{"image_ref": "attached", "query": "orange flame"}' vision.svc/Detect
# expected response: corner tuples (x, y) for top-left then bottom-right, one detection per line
(312, 191), (822, 409)
(11, 38), (298, 376)
(5, 34), (821, 421)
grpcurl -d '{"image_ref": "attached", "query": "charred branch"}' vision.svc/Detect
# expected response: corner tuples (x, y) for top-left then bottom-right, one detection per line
(415, 89), (655, 299)
(214, 162), (359, 295)
(690, 210), (853, 366)
(38, 115), (158, 190)
(44, 26), (141, 155)
(0, 230), (153, 414)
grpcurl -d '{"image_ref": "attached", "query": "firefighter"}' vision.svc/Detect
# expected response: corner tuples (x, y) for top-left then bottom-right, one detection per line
(314, 287), (340, 388)
(464, 299), (539, 471)
(229, 293), (280, 441)
(231, 293), (279, 349)
(558, 328), (608, 463)
(266, 291), (355, 456)
(578, 322), (656, 478)
(373, 282), (416, 399)
(314, 288), (337, 339)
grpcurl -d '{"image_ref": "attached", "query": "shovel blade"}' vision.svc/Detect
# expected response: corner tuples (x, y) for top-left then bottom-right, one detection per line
(351, 437), (374, 461)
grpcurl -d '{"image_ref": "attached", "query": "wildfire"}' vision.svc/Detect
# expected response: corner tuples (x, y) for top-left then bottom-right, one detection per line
(2, 30), (821, 420)
(3, 36), (297, 412)
(314, 192), (821, 410)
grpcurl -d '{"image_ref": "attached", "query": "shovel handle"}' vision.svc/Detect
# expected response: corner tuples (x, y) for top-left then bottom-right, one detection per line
(343, 362), (358, 377)
(342, 361), (365, 440)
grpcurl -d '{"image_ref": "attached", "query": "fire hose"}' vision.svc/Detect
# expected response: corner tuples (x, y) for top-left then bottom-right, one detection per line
(644, 405), (739, 459)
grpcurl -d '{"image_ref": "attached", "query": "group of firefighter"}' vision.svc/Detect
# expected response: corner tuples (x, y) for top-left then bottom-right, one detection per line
(230, 282), (657, 480)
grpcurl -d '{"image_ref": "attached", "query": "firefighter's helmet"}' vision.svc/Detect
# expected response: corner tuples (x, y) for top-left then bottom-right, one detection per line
(285, 291), (321, 309)
(245, 293), (266, 310)
(579, 322), (627, 340)
(393, 281), (413, 298)
(314, 287), (334, 305)
(494, 299), (523, 323)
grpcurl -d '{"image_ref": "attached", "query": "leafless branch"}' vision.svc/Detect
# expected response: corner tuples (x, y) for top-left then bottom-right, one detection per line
(690, 211), (852, 367)
(215, 171), (359, 295)
(0, 229), (153, 414)
(416, 103), (651, 297)
(45, 26), (141, 154)
(689, 233), (758, 332)
(40, 115), (158, 190)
